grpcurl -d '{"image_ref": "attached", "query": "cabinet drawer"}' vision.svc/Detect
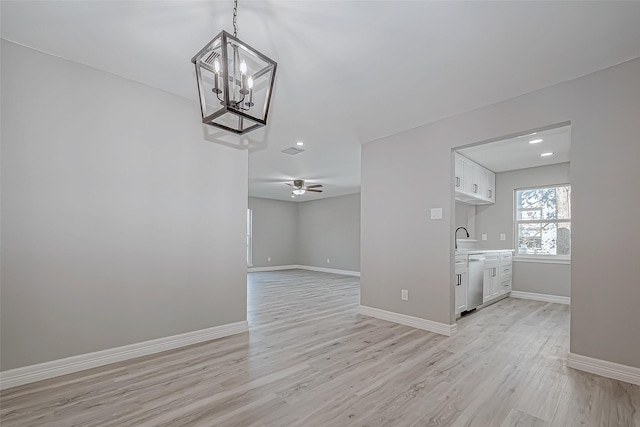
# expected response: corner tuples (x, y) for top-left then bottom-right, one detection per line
(499, 265), (512, 276)
(484, 254), (499, 268)
(500, 252), (512, 261)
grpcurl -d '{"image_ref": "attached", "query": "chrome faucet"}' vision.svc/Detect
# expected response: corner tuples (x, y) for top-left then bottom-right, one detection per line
(455, 227), (470, 250)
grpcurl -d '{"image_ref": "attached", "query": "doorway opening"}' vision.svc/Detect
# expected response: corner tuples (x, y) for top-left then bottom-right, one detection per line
(452, 123), (572, 319)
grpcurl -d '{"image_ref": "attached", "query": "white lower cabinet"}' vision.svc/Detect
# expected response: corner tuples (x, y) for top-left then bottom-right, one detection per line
(482, 251), (513, 304)
(482, 254), (500, 303)
(456, 250), (513, 315)
(455, 256), (468, 315)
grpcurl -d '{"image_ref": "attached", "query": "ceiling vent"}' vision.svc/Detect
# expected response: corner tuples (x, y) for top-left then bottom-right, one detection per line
(282, 147), (305, 155)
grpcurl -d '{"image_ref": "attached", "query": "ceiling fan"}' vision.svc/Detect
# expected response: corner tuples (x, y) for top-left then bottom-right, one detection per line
(286, 179), (323, 196)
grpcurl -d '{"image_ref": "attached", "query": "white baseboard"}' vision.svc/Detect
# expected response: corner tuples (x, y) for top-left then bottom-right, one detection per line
(510, 290), (570, 305)
(358, 305), (456, 336)
(248, 265), (360, 277)
(248, 265), (298, 272)
(297, 265), (360, 277)
(567, 352), (640, 385)
(0, 321), (248, 390)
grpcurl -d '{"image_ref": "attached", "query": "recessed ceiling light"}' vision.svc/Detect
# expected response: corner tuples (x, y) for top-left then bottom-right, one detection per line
(296, 141), (304, 146)
(529, 139), (543, 144)
(540, 152), (554, 157)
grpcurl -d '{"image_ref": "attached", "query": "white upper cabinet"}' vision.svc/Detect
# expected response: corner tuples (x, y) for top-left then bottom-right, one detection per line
(472, 163), (485, 197)
(454, 154), (465, 191)
(454, 152), (495, 205)
(463, 156), (475, 195)
(484, 168), (496, 203)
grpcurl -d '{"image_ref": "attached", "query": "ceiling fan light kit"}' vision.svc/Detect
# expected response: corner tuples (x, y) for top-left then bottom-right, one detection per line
(286, 179), (324, 197)
(191, 0), (277, 134)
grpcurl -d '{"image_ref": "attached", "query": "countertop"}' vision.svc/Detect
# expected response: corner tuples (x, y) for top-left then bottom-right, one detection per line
(455, 249), (515, 255)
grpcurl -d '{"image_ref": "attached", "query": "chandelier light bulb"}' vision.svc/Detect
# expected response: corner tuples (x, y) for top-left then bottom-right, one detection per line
(213, 59), (220, 74)
(247, 76), (254, 89)
(240, 60), (247, 75)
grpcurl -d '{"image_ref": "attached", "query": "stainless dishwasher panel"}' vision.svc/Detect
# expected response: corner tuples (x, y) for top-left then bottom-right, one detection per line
(467, 255), (485, 311)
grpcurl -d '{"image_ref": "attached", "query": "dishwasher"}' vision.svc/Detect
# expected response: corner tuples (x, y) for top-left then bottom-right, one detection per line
(465, 254), (485, 313)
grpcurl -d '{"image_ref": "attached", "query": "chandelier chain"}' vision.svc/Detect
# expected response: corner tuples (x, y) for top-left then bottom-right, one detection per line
(232, 0), (238, 37)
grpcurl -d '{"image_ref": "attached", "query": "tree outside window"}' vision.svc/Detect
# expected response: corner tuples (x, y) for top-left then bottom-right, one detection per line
(515, 185), (571, 256)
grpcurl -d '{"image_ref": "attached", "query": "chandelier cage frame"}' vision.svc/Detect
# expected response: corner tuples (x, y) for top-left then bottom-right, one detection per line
(191, 30), (277, 134)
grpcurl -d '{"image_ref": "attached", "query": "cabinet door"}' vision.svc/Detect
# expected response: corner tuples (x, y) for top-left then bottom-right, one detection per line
(485, 170), (496, 203)
(455, 271), (468, 314)
(463, 157), (475, 195)
(472, 164), (485, 198)
(483, 266), (500, 301)
(454, 153), (464, 192)
(483, 268), (493, 303)
(496, 269), (506, 296)
(491, 267), (501, 297)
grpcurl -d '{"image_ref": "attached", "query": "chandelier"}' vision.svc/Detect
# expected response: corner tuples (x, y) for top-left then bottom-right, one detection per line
(191, 0), (277, 134)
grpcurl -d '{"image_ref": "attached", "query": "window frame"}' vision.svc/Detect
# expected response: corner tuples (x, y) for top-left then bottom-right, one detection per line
(513, 183), (571, 262)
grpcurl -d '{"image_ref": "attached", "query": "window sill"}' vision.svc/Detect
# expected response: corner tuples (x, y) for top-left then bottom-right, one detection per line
(513, 256), (571, 265)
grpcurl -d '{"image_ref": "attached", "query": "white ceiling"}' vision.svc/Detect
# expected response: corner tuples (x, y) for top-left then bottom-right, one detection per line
(458, 125), (571, 173)
(2, 1), (640, 201)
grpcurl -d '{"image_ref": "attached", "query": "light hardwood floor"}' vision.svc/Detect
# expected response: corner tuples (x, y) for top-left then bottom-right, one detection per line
(1, 270), (638, 426)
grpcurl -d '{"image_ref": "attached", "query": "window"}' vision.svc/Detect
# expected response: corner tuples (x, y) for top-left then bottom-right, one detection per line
(515, 185), (571, 256)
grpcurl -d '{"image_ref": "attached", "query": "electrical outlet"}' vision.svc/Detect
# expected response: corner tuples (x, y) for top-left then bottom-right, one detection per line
(267, 257), (271, 262)
(482, 234), (488, 241)
(401, 289), (409, 301)
(500, 234), (506, 241)
(326, 258), (331, 264)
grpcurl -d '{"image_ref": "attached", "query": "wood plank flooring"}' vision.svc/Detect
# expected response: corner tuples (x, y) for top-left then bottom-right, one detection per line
(1, 269), (638, 426)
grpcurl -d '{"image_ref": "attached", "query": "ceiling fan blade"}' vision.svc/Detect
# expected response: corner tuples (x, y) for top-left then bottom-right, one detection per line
(305, 184), (323, 188)
(285, 183), (294, 187)
(306, 189), (323, 192)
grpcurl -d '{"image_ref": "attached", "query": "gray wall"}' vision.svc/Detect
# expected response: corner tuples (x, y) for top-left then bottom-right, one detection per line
(297, 194), (361, 271)
(361, 58), (640, 368)
(455, 203), (475, 238)
(248, 197), (298, 267)
(512, 262), (571, 297)
(475, 163), (571, 297)
(1, 41), (248, 371)
(248, 194), (361, 272)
